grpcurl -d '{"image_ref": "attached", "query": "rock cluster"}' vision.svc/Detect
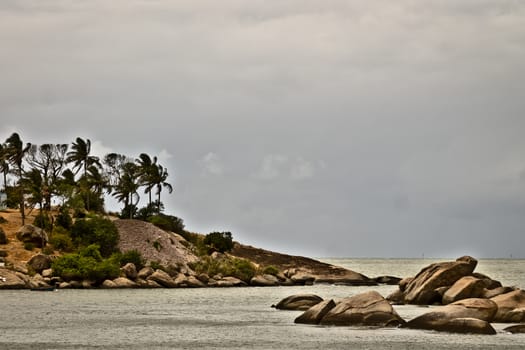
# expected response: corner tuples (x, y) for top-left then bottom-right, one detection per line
(274, 256), (525, 335)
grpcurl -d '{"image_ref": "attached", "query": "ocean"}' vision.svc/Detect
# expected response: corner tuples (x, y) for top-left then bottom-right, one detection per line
(1, 258), (524, 349)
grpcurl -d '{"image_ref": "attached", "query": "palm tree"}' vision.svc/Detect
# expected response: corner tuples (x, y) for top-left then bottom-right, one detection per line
(66, 137), (101, 211)
(136, 153), (157, 206)
(151, 163), (173, 214)
(4, 133), (31, 224)
(112, 162), (141, 219)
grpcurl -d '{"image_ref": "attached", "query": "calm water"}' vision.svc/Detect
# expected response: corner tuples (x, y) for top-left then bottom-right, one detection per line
(1, 259), (525, 349)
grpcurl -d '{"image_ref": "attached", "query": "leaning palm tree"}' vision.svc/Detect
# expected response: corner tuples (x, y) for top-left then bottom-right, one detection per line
(136, 153), (157, 206)
(112, 162), (141, 219)
(151, 163), (173, 214)
(0, 143), (10, 194)
(4, 133), (31, 224)
(66, 137), (101, 211)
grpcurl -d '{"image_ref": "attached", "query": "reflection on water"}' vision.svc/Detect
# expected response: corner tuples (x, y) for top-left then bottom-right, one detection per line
(1, 259), (525, 350)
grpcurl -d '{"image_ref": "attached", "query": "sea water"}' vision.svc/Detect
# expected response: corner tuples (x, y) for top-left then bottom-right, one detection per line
(1, 259), (525, 349)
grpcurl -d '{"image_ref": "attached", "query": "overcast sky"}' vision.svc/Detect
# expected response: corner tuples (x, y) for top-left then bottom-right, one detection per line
(2, 1), (525, 258)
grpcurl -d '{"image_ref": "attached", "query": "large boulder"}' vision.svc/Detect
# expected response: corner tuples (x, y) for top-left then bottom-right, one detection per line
(320, 291), (405, 327)
(295, 299), (337, 325)
(214, 276), (247, 287)
(250, 274), (280, 287)
(16, 225), (48, 248)
(0, 268), (28, 289)
(442, 276), (485, 304)
(504, 324), (525, 334)
(402, 298), (498, 334)
(120, 263), (137, 280)
(491, 289), (525, 322)
(27, 254), (53, 273)
(138, 266), (154, 279)
(396, 256), (478, 305)
(147, 269), (178, 288)
(483, 286), (515, 299)
(112, 277), (137, 288)
(273, 294), (323, 311)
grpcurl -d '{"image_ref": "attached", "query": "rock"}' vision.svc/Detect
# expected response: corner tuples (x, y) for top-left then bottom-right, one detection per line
(483, 286), (515, 299)
(58, 282), (71, 289)
(29, 273), (50, 289)
(16, 224), (48, 248)
(295, 299), (337, 325)
(216, 276), (247, 287)
(102, 280), (117, 288)
(0, 268), (28, 289)
(472, 273), (502, 290)
(0, 227), (7, 244)
(491, 290), (525, 322)
(442, 276), (485, 304)
(250, 274), (280, 287)
(373, 276), (402, 285)
(320, 291), (405, 327)
(274, 294), (324, 311)
(504, 324), (525, 334)
(402, 298), (498, 334)
(82, 280), (94, 288)
(120, 263), (137, 280)
(186, 275), (206, 288)
(197, 273), (210, 284)
(42, 268), (53, 278)
(113, 277), (137, 288)
(148, 269), (178, 288)
(136, 278), (162, 288)
(69, 281), (82, 289)
(399, 256), (478, 305)
(27, 254), (53, 273)
(138, 266), (154, 279)
(386, 289), (405, 305)
(290, 272), (315, 285)
(399, 277), (413, 292)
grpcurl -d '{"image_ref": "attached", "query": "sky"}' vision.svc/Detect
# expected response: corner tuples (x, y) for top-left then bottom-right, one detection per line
(1, 0), (525, 258)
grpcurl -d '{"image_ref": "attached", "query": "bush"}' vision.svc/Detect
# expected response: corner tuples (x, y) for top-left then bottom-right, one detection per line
(119, 250), (145, 270)
(49, 227), (74, 252)
(33, 214), (52, 231)
(191, 256), (256, 283)
(51, 244), (120, 283)
(24, 242), (35, 251)
(42, 246), (54, 255)
(0, 228), (8, 244)
(55, 207), (73, 230)
(71, 217), (119, 257)
(147, 214), (185, 235)
(203, 232), (234, 253)
(262, 265), (280, 276)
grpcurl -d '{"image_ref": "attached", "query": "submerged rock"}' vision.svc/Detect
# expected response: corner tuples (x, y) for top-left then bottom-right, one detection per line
(273, 294), (323, 311)
(320, 291), (404, 327)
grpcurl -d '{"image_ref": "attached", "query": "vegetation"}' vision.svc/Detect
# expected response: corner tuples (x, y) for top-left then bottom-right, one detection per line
(70, 217), (119, 257)
(191, 256), (256, 283)
(203, 231), (234, 253)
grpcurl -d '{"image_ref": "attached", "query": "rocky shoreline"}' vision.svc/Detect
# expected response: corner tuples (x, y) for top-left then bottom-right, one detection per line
(273, 256), (525, 335)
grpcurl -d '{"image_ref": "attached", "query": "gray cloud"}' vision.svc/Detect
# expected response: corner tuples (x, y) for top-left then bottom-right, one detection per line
(1, 0), (525, 257)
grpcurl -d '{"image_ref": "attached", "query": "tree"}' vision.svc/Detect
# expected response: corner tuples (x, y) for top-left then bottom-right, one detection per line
(26, 143), (68, 210)
(136, 153), (157, 206)
(112, 161), (141, 219)
(0, 143), (9, 194)
(150, 163), (173, 214)
(66, 138), (101, 211)
(4, 133), (31, 224)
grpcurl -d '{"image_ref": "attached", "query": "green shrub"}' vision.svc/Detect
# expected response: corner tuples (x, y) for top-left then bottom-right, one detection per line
(262, 265), (280, 276)
(71, 217), (119, 257)
(119, 250), (145, 270)
(42, 246), (54, 255)
(49, 227), (74, 252)
(203, 231), (234, 253)
(191, 256), (256, 283)
(24, 242), (35, 251)
(51, 245), (120, 283)
(55, 207), (73, 230)
(149, 261), (164, 271)
(147, 214), (185, 235)
(152, 240), (162, 251)
(33, 214), (52, 231)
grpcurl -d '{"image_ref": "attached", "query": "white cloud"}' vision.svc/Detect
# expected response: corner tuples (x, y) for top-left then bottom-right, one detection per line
(90, 140), (114, 159)
(158, 149), (173, 163)
(199, 152), (224, 176)
(290, 157), (315, 180)
(255, 154), (288, 180)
